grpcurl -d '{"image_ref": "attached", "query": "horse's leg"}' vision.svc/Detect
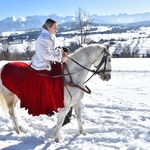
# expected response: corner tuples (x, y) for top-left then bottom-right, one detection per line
(53, 107), (70, 142)
(8, 96), (20, 134)
(4, 92), (20, 134)
(73, 101), (86, 135)
(62, 107), (73, 126)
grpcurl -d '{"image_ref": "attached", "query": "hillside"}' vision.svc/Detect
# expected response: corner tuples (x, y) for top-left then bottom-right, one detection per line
(0, 24), (150, 59)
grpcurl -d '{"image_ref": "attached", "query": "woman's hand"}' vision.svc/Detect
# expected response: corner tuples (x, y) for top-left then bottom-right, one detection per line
(62, 52), (67, 62)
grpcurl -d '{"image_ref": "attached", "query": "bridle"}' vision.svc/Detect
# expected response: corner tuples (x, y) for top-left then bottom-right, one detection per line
(63, 47), (111, 96)
(29, 47), (111, 95)
(65, 48), (111, 84)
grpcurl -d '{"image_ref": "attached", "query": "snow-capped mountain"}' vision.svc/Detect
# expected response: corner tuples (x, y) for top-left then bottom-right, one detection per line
(0, 14), (76, 32)
(0, 12), (150, 32)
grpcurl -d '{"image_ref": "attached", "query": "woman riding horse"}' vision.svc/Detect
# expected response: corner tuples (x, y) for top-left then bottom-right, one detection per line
(1, 18), (68, 117)
(0, 43), (111, 142)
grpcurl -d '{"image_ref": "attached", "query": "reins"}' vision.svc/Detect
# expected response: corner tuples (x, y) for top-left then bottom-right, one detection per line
(29, 63), (91, 94)
(65, 49), (111, 84)
(29, 48), (111, 95)
(63, 62), (91, 94)
(28, 64), (84, 78)
(62, 49), (111, 94)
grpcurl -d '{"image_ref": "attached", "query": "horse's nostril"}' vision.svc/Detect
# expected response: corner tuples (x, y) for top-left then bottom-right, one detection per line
(105, 74), (111, 81)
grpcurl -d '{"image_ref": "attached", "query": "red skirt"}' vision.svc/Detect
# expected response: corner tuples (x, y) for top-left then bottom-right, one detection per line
(1, 62), (64, 116)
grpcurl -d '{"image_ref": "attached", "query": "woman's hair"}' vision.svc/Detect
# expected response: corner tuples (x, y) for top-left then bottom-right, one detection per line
(42, 18), (57, 29)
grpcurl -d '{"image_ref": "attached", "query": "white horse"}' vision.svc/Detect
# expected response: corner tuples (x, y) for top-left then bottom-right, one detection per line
(0, 43), (111, 142)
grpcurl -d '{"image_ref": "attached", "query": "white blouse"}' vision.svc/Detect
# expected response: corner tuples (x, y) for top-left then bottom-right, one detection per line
(31, 29), (62, 71)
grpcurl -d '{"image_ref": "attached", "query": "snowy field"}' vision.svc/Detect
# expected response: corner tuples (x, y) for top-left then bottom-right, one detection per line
(0, 58), (150, 150)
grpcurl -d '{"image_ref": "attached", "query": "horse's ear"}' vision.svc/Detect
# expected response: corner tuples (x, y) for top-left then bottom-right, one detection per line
(104, 42), (109, 50)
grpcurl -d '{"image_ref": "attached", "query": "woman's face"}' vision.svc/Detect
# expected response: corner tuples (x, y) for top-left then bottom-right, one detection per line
(47, 23), (58, 34)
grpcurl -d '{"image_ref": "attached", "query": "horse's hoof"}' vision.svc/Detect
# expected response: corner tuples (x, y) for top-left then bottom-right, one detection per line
(16, 130), (20, 134)
(55, 138), (60, 143)
(14, 127), (21, 134)
(83, 132), (87, 136)
(80, 131), (87, 136)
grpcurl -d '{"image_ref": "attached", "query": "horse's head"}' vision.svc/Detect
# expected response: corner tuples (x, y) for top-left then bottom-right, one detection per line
(93, 44), (111, 81)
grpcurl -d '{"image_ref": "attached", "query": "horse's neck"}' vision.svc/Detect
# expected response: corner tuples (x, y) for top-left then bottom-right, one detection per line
(65, 45), (101, 84)
(69, 44), (102, 68)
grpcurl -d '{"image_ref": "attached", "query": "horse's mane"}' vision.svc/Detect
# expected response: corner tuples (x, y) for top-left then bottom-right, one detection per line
(68, 44), (107, 62)
(69, 44), (101, 58)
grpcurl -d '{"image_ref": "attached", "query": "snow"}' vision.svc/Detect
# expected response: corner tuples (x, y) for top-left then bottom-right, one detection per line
(1, 25), (150, 53)
(12, 16), (26, 22)
(0, 58), (150, 150)
(0, 31), (26, 36)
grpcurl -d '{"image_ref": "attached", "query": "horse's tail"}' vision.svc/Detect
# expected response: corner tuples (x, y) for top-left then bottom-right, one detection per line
(0, 66), (9, 117)
(0, 91), (9, 117)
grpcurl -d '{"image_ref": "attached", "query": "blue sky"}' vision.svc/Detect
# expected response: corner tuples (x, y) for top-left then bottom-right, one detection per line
(0, 0), (150, 20)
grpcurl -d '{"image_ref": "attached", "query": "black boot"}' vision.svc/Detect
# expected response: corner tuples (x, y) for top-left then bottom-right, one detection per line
(62, 107), (73, 126)
(47, 111), (55, 117)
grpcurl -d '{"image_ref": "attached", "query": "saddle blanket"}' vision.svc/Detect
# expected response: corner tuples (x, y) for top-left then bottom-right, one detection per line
(1, 62), (64, 116)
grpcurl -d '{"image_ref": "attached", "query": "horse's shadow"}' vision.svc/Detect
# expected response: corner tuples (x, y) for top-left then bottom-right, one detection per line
(1, 129), (79, 150)
(0, 126), (54, 150)
(41, 133), (79, 150)
(0, 132), (14, 141)
(2, 136), (45, 150)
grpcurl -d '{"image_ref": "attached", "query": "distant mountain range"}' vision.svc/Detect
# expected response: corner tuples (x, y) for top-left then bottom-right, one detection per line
(1, 12), (150, 32)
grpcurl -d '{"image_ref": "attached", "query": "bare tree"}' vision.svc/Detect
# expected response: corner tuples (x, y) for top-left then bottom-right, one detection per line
(0, 43), (11, 60)
(75, 7), (93, 45)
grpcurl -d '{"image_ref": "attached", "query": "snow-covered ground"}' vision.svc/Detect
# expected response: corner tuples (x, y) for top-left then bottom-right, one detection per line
(0, 58), (150, 150)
